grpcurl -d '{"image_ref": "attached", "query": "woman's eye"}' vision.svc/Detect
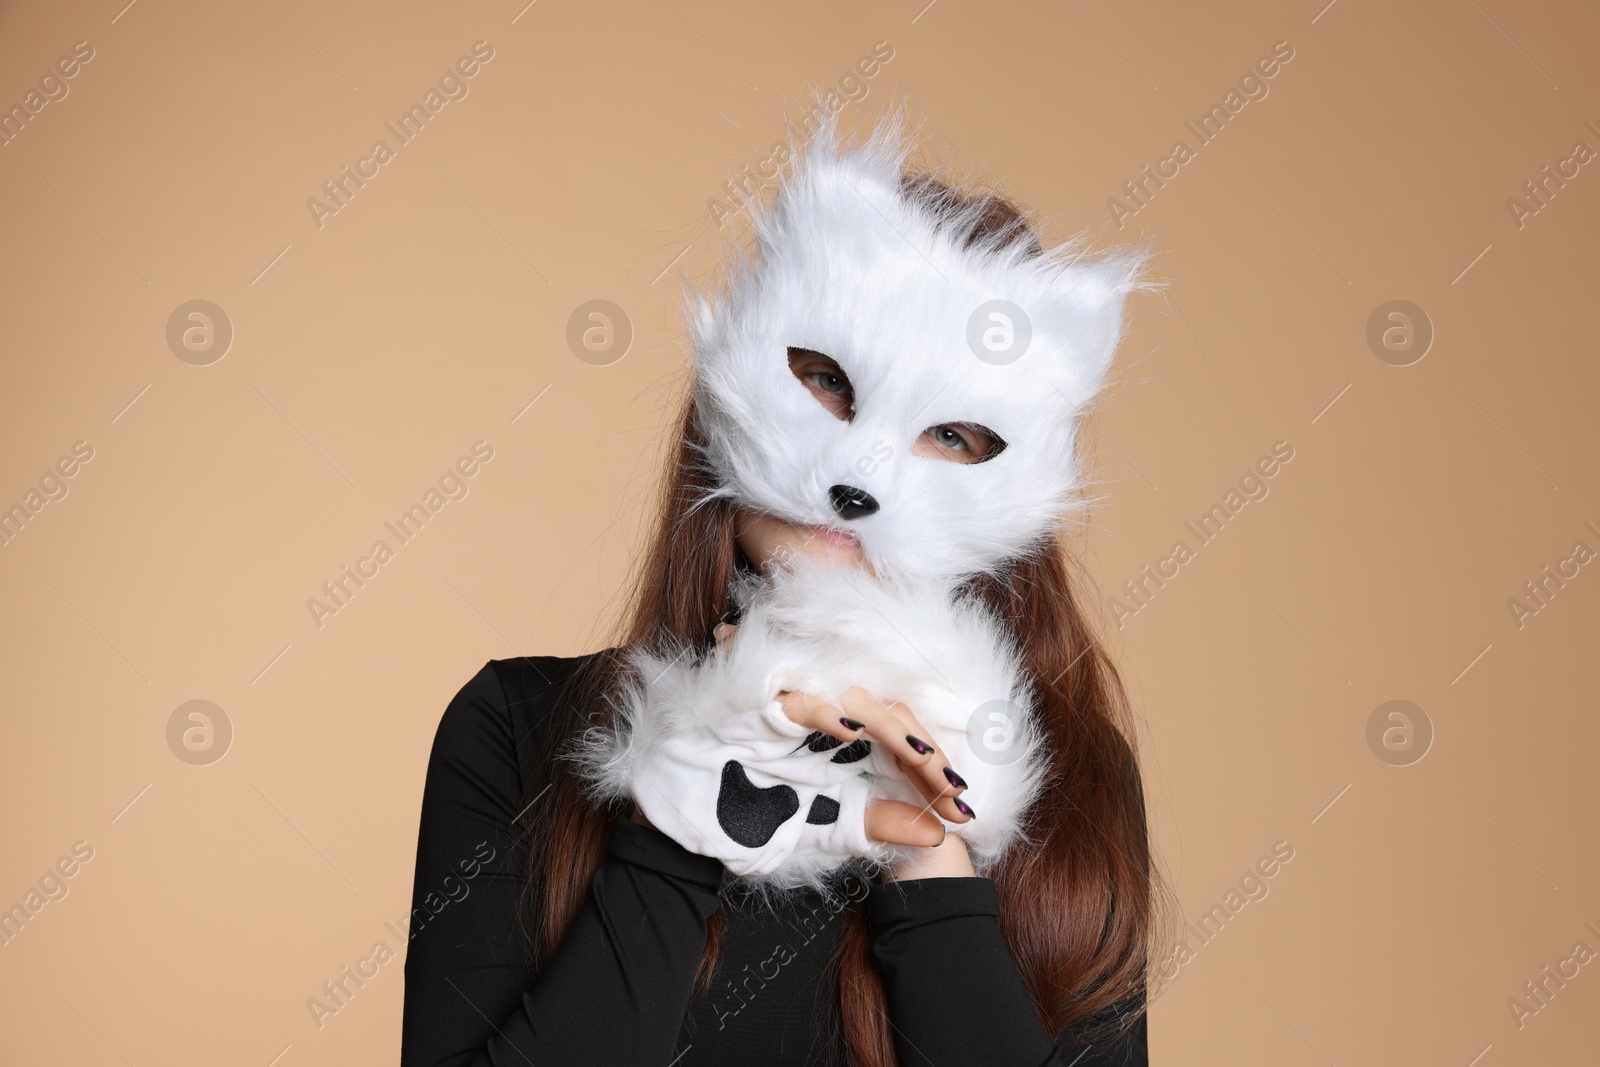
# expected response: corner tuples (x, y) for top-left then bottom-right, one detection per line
(787, 347), (854, 421)
(921, 423), (1007, 464)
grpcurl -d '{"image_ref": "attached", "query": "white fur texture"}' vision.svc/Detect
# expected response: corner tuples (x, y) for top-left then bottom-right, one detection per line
(571, 559), (1050, 894)
(686, 105), (1156, 580)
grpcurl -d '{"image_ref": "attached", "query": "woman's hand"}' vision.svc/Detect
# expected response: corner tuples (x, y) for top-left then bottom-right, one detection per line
(715, 624), (981, 860)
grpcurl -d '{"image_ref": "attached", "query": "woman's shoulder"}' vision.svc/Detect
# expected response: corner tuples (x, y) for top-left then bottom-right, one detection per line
(425, 652), (611, 794)
(483, 654), (591, 711)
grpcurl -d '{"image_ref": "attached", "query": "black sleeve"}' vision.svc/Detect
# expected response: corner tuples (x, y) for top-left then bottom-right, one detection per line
(866, 877), (1147, 1067)
(400, 661), (727, 1067)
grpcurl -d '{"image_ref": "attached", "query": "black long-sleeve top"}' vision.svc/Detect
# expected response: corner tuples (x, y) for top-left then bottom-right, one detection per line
(400, 654), (1148, 1066)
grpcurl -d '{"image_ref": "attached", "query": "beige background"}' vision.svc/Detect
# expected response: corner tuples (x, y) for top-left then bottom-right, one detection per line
(2, 0), (1597, 1063)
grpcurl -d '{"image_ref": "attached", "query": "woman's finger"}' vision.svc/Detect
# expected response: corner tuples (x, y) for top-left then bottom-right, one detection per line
(864, 799), (945, 847)
(839, 688), (972, 824)
(883, 750), (969, 826)
(775, 690), (867, 744)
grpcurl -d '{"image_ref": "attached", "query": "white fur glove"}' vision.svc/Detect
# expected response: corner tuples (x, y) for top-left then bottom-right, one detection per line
(570, 560), (1051, 892)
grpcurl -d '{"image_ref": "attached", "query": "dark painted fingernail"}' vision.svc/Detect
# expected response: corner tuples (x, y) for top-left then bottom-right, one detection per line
(840, 717), (865, 731)
(906, 734), (932, 755)
(943, 766), (967, 789)
(953, 797), (976, 819)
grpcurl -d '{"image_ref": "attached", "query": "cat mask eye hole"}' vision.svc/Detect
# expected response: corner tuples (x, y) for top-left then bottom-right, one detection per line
(916, 422), (1007, 464)
(787, 347), (854, 421)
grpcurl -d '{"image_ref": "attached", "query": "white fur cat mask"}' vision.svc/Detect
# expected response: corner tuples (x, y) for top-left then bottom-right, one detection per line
(686, 108), (1155, 579)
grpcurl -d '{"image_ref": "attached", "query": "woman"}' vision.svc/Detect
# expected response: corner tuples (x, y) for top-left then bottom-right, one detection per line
(401, 110), (1165, 1066)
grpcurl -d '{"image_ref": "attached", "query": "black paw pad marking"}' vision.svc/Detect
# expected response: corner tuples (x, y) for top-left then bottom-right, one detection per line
(806, 794), (840, 825)
(718, 760), (799, 847)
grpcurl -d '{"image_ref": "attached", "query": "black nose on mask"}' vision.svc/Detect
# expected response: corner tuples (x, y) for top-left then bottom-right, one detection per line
(828, 484), (879, 520)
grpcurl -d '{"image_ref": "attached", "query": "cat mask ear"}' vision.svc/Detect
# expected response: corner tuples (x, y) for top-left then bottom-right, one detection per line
(685, 102), (1159, 580)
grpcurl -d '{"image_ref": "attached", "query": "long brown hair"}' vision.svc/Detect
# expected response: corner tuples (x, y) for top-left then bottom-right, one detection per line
(516, 173), (1169, 1064)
